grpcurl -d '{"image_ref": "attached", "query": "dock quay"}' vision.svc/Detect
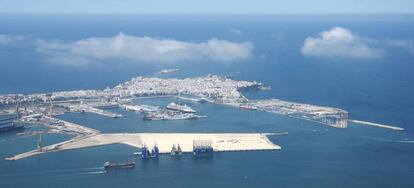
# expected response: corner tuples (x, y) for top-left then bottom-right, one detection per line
(6, 133), (280, 160)
(87, 102), (119, 109)
(42, 116), (100, 136)
(143, 110), (207, 121)
(246, 99), (349, 129)
(68, 105), (123, 118)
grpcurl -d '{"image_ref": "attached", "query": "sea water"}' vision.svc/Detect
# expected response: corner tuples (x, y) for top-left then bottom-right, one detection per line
(0, 15), (413, 188)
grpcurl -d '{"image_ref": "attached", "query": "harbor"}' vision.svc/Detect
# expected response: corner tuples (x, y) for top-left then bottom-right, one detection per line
(0, 73), (405, 164)
(0, 74), (397, 130)
(0, 11), (413, 188)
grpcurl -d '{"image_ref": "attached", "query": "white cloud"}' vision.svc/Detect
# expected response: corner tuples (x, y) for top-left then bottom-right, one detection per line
(35, 33), (253, 65)
(0, 34), (25, 44)
(385, 39), (414, 55)
(301, 27), (382, 59)
(228, 28), (243, 36)
(270, 32), (285, 41)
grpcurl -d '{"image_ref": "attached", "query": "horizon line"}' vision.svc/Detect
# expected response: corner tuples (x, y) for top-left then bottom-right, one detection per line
(1, 13), (414, 16)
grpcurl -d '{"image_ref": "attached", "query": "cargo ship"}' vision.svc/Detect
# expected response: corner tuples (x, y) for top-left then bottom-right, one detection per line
(166, 102), (195, 113)
(103, 161), (135, 169)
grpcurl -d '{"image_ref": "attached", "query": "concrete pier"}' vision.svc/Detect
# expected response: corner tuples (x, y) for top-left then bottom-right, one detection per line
(6, 133), (280, 160)
(349, 119), (404, 131)
(68, 105), (123, 118)
(42, 116), (100, 136)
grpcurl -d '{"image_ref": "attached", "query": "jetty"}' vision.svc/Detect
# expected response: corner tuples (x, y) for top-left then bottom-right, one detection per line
(6, 133), (280, 160)
(68, 105), (122, 118)
(42, 116), (100, 136)
(349, 119), (404, 131)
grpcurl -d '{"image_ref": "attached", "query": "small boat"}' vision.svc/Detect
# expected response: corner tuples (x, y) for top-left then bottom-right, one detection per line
(158, 68), (179, 74)
(143, 112), (164, 121)
(103, 161), (135, 169)
(133, 151), (142, 156)
(239, 105), (258, 110)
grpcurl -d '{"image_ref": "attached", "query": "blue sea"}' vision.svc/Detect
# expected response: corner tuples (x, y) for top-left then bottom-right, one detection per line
(0, 15), (414, 188)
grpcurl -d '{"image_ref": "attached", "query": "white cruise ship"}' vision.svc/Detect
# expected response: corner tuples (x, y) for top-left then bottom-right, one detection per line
(166, 102), (195, 113)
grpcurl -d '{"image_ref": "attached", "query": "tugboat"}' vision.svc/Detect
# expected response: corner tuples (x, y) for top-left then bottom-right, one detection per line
(170, 143), (183, 156)
(103, 161), (135, 169)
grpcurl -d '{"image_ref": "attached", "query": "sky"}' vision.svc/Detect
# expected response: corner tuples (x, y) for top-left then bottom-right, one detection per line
(2, 26), (413, 67)
(0, 0), (413, 15)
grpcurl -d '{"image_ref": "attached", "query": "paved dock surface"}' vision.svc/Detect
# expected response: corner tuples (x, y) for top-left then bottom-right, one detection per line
(6, 133), (280, 160)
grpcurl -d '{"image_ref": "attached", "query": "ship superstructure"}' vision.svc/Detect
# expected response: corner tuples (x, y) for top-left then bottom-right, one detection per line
(166, 102), (195, 113)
